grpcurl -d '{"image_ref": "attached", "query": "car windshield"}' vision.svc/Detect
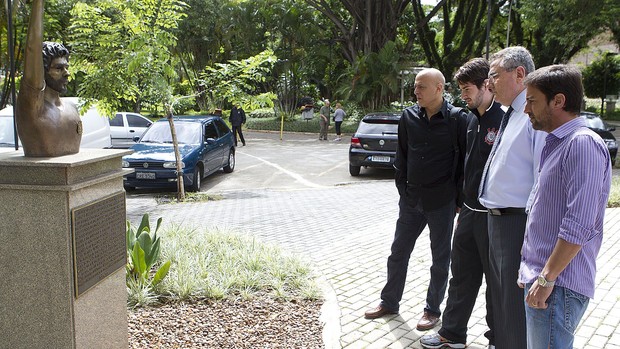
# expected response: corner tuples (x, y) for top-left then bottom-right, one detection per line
(140, 122), (201, 144)
(357, 119), (399, 135)
(582, 116), (606, 130)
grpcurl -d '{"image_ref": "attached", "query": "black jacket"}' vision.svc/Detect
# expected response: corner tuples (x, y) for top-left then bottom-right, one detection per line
(394, 100), (468, 210)
(230, 107), (246, 127)
(462, 101), (504, 210)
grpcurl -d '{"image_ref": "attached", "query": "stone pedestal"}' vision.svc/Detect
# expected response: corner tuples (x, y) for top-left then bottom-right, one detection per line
(0, 149), (131, 349)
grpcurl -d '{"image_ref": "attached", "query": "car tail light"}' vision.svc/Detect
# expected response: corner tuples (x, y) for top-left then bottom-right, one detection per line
(350, 137), (362, 148)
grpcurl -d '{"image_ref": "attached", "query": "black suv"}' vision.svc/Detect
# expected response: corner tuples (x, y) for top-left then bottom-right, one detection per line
(348, 112), (401, 176)
(580, 112), (617, 166)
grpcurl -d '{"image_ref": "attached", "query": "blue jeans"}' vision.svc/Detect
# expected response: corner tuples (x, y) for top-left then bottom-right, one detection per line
(524, 284), (589, 349)
(380, 198), (455, 315)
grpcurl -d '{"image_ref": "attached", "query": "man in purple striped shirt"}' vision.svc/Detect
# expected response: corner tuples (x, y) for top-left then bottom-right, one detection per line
(518, 65), (611, 349)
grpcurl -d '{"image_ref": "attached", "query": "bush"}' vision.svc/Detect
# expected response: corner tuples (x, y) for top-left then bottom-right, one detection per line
(171, 96), (197, 115)
(157, 226), (321, 302)
(249, 108), (275, 119)
(246, 117), (359, 134)
(126, 214), (171, 307)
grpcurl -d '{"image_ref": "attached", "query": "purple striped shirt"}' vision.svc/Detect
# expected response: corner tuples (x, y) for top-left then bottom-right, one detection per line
(518, 117), (611, 298)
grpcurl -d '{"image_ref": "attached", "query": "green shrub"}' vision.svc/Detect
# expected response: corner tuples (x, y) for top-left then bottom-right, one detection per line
(171, 96), (197, 115)
(158, 226), (322, 302)
(246, 117), (359, 134)
(249, 108), (275, 119)
(126, 214), (171, 307)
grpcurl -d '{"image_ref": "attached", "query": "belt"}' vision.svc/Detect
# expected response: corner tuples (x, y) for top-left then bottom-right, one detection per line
(488, 207), (526, 216)
(464, 203), (488, 213)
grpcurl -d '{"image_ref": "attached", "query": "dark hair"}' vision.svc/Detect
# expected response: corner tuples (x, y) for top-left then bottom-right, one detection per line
(454, 58), (489, 89)
(42, 42), (69, 71)
(523, 65), (583, 114)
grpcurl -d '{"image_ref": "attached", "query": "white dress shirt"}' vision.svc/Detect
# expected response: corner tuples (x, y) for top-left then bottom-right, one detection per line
(479, 90), (547, 209)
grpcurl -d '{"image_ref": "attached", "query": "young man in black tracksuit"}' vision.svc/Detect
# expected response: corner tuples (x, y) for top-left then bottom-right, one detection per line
(420, 58), (504, 349)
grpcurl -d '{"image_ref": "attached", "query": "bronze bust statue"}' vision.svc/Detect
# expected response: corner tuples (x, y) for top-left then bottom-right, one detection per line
(15, 0), (81, 157)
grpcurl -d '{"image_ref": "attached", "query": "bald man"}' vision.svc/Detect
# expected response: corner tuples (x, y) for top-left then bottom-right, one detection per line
(365, 68), (468, 331)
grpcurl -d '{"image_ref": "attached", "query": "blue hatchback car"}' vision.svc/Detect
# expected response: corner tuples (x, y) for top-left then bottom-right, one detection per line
(122, 115), (235, 191)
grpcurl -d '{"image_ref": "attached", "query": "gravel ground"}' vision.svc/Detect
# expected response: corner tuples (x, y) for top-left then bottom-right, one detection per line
(128, 296), (325, 348)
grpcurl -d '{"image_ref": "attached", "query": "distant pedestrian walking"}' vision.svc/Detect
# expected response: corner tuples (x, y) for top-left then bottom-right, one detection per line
(333, 103), (346, 141)
(230, 104), (246, 146)
(319, 99), (330, 140)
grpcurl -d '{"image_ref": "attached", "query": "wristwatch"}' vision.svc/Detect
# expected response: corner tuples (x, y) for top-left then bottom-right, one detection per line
(537, 274), (555, 287)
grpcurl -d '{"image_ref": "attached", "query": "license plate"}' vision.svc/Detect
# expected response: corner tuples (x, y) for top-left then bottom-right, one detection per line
(371, 156), (391, 163)
(136, 172), (156, 180)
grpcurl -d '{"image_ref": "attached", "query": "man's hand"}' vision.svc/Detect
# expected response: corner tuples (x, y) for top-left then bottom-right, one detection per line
(525, 280), (553, 309)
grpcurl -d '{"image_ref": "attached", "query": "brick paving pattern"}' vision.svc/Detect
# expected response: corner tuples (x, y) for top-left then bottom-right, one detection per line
(127, 182), (620, 348)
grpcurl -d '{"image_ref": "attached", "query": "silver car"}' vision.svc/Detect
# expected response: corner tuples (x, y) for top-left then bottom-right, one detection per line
(109, 112), (152, 148)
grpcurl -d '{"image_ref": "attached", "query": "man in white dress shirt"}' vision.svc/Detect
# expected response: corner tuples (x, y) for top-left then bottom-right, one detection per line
(478, 46), (547, 349)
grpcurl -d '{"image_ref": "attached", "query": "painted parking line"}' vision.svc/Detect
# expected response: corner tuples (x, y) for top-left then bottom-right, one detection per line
(238, 150), (326, 189)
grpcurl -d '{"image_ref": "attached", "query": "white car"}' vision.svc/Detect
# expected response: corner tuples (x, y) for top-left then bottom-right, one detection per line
(0, 98), (112, 151)
(109, 112), (152, 148)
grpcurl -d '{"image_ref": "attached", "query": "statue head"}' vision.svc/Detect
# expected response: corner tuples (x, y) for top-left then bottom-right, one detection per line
(42, 41), (70, 93)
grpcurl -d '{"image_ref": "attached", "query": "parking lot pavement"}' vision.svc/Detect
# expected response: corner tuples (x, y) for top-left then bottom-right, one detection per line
(126, 130), (620, 349)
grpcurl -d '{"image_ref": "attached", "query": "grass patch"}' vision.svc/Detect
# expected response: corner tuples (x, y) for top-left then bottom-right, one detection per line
(127, 225), (322, 307)
(155, 192), (224, 204)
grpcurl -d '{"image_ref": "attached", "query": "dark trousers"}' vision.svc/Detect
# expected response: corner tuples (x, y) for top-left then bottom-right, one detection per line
(380, 198), (455, 316)
(439, 206), (494, 345)
(487, 213), (527, 349)
(335, 121), (342, 135)
(232, 125), (245, 146)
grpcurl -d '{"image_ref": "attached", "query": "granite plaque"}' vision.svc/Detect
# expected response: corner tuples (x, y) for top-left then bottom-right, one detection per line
(71, 192), (127, 297)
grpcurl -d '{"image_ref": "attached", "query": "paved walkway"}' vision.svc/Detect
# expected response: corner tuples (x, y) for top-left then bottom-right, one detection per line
(126, 180), (620, 348)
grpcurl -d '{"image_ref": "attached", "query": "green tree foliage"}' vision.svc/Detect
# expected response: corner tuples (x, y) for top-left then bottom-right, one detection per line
(512, 0), (605, 66)
(68, 0), (187, 115)
(0, 0), (76, 107)
(583, 52), (620, 116)
(410, 0), (501, 78)
(1, 0), (614, 116)
(337, 41), (402, 110)
(199, 49), (278, 111)
(305, 0), (412, 63)
(601, 0), (620, 47)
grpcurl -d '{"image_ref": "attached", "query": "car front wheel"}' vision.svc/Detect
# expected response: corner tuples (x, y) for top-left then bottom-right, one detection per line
(349, 164), (361, 176)
(188, 166), (202, 192)
(223, 149), (235, 173)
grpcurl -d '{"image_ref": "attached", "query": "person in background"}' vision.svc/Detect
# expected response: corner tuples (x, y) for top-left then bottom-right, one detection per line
(420, 58), (503, 349)
(333, 102), (346, 141)
(230, 104), (246, 146)
(364, 68), (467, 333)
(518, 64), (611, 349)
(477, 46), (546, 349)
(319, 99), (331, 141)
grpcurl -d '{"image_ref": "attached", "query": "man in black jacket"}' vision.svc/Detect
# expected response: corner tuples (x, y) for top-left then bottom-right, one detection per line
(364, 68), (467, 332)
(230, 104), (246, 146)
(420, 58), (503, 349)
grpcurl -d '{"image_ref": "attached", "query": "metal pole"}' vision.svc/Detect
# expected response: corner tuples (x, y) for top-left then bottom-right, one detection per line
(485, 0), (492, 59)
(6, 0), (18, 150)
(400, 72), (404, 110)
(506, 0), (513, 47)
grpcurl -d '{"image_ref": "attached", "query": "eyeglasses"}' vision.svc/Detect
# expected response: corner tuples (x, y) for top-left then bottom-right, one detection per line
(488, 67), (515, 82)
(488, 71), (500, 81)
